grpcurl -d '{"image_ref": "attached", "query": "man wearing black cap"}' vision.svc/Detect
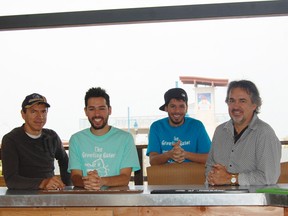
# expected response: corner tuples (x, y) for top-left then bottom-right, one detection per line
(146, 88), (211, 165)
(1, 93), (71, 189)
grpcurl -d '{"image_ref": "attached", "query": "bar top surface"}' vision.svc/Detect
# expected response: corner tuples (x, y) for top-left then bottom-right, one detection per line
(1, 184), (288, 207)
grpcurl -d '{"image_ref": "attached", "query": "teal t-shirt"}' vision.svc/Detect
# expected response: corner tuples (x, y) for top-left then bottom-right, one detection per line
(68, 127), (140, 176)
(146, 117), (211, 163)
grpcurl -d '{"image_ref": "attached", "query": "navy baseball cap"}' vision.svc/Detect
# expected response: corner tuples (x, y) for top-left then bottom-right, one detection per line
(22, 93), (50, 110)
(159, 88), (188, 111)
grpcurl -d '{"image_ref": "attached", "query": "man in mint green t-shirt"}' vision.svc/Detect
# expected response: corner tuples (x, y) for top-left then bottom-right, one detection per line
(68, 87), (140, 190)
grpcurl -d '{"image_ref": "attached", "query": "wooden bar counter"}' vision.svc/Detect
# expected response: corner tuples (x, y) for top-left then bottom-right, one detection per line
(1, 184), (288, 216)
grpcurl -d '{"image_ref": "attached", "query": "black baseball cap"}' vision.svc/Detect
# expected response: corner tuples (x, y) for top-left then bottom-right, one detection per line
(22, 93), (50, 110)
(159, 88), (188, 111)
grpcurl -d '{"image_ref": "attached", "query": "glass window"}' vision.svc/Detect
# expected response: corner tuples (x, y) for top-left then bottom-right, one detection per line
(1, 15), (288, 141)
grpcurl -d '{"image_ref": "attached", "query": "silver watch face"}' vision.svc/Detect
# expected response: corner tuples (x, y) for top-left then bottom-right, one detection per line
(231, 177), (237, 184)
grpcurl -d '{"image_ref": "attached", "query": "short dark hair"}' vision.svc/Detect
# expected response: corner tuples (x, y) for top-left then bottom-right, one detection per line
(225, 80), (262, 114)
(84, 87), (110, 108)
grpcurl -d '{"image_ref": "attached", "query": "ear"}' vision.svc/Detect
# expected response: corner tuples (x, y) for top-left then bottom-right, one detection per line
(108, 106), (112, 115)
(253, 104), (257, 111)
(84, 107), (88, 117)
(21, 110), (25, 120)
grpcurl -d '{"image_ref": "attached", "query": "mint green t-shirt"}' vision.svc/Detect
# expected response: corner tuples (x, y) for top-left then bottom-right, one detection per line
(68, 127), (140, 176)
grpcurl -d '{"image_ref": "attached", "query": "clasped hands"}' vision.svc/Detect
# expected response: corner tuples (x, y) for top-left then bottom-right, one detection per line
(207, 164), (230, 186)
(170, 140), (185, 163)
(82, 170), (102, 190)
(40, 176), (66, 190)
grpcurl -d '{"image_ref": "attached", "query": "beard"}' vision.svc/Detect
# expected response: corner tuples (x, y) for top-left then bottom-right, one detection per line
(170, 118), (184, 126)
(168, 113), (185, 126)
(89, 116), (108, 130)
(230, 109), (246, 125)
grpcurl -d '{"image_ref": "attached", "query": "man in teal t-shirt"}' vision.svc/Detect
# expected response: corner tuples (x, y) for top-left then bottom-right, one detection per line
(146, 88), (211, 165)
(68, 87), (140, 190)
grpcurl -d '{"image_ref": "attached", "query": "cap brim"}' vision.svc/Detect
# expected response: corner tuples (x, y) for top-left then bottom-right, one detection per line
(159, 104), (166, 111)
(25, 102), (50, 109)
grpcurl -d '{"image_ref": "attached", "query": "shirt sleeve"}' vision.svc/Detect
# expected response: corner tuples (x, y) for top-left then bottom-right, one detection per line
(146, 122), (162, 156)
(1, 135), (43, 189)
(238, 127), (281, 185)
(54, 133), (72, 186)
(120, 133), (140, 172)
(68, 135), (87, 176)
(205, 128), (217, 181)
(196, 121), (211, 153)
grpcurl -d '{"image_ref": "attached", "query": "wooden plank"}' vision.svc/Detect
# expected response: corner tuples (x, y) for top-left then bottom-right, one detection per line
(0, 177), (5, 187)
(0, 206), (284, 216)
(0, 208), (113, 216)
(139, 206), (284, 216)
(285, 207), (288, 216)
(146, 162), (206, 185)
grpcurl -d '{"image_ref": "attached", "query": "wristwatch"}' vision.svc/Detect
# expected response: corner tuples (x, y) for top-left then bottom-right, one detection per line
(231, 174), (237, 185)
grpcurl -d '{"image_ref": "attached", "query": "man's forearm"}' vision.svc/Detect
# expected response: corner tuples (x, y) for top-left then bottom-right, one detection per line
(71, 175), (84, 188)
(101, 174), (130, 187)
(184, 152), (208, 164)
(149, 151), (172, 165)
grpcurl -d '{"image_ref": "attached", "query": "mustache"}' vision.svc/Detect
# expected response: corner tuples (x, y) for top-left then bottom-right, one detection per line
(231, 109), (242, 112)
